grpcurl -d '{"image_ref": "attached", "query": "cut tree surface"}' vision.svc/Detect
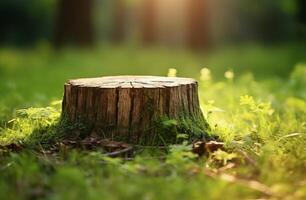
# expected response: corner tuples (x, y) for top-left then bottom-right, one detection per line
(62, 76), (207, 144)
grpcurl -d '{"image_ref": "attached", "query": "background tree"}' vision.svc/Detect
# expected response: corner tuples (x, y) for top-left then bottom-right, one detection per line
(54, 0), (94, 47)
(140, 0), (157, 45)
(111, 0), (126, 43)
(186, 0), (211, 50)
(297, 0), (306, 38)
(297, 0), (306, 24)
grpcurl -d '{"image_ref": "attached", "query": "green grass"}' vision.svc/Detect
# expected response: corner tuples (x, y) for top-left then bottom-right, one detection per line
(0, 44), (305, 199)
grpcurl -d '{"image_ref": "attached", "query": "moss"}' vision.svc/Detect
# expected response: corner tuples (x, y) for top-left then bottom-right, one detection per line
(0, 100), (213, 148)
(57, 111), (212, 146)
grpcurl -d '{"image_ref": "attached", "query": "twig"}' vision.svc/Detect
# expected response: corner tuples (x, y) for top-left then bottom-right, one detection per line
(133, 145), (169, 149)
(236, 149), (258, 168)
(103, 146), (133, 157)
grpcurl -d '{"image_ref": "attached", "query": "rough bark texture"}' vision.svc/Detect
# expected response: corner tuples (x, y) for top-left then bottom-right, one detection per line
(62, 76), (206, 144)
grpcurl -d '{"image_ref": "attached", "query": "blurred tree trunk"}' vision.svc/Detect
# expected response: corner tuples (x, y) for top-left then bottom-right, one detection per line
(112, 0), (126, 43)
(186, 0), (211, 50)
(140, 0), (157, 45)
(298, 0), (306, 25)
(55, 0), (94, 47)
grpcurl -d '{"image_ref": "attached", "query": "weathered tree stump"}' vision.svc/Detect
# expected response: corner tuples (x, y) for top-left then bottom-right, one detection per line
(62, 76), (208, 144)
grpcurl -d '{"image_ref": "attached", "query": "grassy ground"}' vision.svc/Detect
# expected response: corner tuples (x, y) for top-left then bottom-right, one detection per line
(0, 44), (305, 199)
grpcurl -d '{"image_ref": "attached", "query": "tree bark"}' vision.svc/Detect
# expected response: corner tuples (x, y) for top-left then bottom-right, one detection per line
(54, 0), (94, 47)
(62, 76), (207, 144)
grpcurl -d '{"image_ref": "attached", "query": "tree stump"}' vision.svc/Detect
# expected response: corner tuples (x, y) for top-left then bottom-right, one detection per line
(62, 76), (208, 144)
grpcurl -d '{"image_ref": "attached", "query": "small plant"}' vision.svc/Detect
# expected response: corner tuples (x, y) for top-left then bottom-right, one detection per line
(0, 104), (61, 146)
(240, 95), (274, 115)
(211, 149), (237, 165)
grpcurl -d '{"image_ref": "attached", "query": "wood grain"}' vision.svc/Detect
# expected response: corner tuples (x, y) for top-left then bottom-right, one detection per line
(62, 76), (203, 143)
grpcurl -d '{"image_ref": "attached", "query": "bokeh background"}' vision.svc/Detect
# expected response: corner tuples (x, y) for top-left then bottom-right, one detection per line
(0, 0), (306, 118)
(1, 0), (306, 47)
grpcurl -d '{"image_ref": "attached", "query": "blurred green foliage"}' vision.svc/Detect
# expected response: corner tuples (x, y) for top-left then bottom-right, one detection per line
(0, 0), (56, 45)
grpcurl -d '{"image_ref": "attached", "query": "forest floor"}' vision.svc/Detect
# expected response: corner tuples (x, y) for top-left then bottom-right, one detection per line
(0, 44), (305, 200)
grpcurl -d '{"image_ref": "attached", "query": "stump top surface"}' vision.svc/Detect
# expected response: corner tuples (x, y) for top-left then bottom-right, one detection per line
(67, 76), (197, 88)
